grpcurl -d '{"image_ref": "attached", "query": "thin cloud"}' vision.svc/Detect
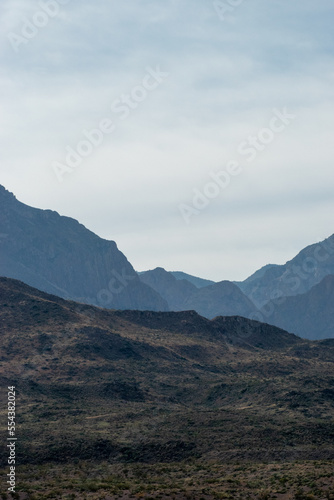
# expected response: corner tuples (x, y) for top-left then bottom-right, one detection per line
(1, 0), (334, 281)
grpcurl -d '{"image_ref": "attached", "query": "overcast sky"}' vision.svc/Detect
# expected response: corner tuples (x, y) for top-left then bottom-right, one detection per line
(1, 0), (334, 281)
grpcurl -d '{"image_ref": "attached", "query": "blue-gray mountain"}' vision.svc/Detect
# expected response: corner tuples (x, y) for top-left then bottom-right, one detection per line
(0, 186), (168, 311)
(139, 267), (257, 320)
(139, 240), (334, 339)
(1, 184), (334, 340)
(170, 271), (215, 289)
(260, 275), (334, 340)
(236, 236), (334, 308)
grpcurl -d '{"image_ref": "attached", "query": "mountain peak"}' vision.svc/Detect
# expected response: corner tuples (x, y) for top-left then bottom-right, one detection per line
(0, 187), (168, 312)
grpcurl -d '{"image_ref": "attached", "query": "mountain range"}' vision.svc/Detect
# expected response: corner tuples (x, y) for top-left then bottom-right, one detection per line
(1, 184), (334, 340)
(139, 266), (334, 340)
(1, 187), (334, 497)
(0, 185), (167, 312)
(236, 235), (334, 307)
(139, 267), (256, 319)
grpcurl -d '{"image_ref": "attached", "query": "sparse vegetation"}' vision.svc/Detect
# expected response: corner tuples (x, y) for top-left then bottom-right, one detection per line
(0, 278), (334, 498)
(1, 461), (334, 499)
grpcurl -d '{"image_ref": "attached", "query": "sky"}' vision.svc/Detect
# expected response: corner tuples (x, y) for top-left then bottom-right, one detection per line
(1, 0), (334, 281)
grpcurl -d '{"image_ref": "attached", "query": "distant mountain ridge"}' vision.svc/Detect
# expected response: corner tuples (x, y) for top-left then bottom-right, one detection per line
(170, 271), (215, 288)
(0, 185), (168, 311)
(139, 267), (257, 320)
(234, 264), (279, 287)
(236, 235), (334, 307)
(182, 280), (258, 320)
(2, 184), (334, 340)
(139, 267), (197, 311)
(263, 274), (334, 340)
(138, 236), (334, 339)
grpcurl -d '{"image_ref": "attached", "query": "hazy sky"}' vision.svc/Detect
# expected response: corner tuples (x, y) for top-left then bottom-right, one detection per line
(1, 0), (334, 281)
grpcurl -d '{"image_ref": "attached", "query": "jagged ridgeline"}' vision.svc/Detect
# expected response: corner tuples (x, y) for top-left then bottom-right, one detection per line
(0, 185), (168, 311)
(1, 184), (334, 339)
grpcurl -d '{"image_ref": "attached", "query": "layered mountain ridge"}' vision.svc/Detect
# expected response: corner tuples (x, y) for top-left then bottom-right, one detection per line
(139, 267), (257, 320)
(0, 185), (168, 312)
(263, 274), (334, 340)
(1, 184), (334, 340)
(236, 235), (334, 307)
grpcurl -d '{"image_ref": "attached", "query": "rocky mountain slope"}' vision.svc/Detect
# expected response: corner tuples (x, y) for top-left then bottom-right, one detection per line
(0, 185), (168, 311)
(139, 267), (199, 311)
(236, 234), (334, 307)
(2, 184), (334, 341)
(170, 271), (215, 288)
(263, 274), (334, 340)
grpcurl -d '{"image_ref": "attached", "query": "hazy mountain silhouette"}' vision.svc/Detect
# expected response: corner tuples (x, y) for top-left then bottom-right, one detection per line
(0, 185), (168, 311)
(139, 267), (257, 319)
(182, 280), (259, 320)
(264, 275), (334, 340)
(234, 264), (279, 287)
(139, 267), (197, 311)
(2, 184), (334, 340)
(170, 271), (215, 288)
(139, 241), (334, 339)
(236, 235), (334, 308)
